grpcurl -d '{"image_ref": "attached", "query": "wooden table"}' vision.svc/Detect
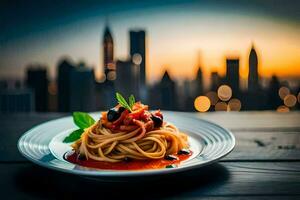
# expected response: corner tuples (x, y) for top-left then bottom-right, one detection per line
(0, 112), (299, 199)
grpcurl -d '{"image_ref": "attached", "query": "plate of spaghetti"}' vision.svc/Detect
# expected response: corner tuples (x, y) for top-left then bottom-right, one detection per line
(18, 93), (235, 180)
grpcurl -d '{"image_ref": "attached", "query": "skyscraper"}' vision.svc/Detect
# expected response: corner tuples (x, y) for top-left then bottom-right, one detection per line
(267, 76), (281, 110)
(160, 71), (177, 110)
(248, 45), (259, 92)
(211, 71), (221, 91)
(192, 67), (203, 97)
(26, 66), (48, 112)
(182, 79), (194, 111)
(226, 58), (240, 95)
(130, 30), (146, 90)
(193, 52), (203, 96)
(103, 25), (115, 81)
(57, 58), (75, 112)
(69, 62), (95, 112)
(115, 60), (138, 98)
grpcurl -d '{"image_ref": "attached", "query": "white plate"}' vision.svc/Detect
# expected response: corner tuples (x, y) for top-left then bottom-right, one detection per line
(18, 112), (235, 180)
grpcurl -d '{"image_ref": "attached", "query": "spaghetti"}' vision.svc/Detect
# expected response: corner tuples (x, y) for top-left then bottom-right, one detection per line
(70, 98), (190, 165)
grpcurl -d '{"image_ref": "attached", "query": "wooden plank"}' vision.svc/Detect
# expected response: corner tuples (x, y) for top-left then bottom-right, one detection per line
(193, 111), (300, 131)
(223, 130), (300, 161)
(0, 162), (299, 199)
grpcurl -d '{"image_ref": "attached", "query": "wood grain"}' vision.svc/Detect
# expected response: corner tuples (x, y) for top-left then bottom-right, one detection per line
(194, 111), (300, 131)
(224, 130), (300, 161)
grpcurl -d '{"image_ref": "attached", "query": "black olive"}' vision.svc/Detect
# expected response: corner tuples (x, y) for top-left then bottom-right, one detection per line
(107, 108), (121, 122)
(178, 149), (190, 155)
(107, 107), (125, 122)
(151, 114), (163, 127)
(164, 155), (178, 161)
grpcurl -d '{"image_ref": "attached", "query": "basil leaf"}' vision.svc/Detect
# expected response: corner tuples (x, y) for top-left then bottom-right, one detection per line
(129, 94), (135, 108)
(63, 129), (84, 143)
(116, 92), (132, 111)
(73, 112), (95, 129)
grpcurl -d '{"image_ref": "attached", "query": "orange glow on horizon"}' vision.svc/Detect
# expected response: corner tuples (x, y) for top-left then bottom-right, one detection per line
(147, 48), (300, 84)
(1, 9), (300, 85)
(147, 29), (300, 84)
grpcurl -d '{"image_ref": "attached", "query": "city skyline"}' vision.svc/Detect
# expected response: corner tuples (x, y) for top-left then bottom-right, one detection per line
(1, 24), (299, 113)
(1, 1), (300, 90)
(1, 26), (299, 90)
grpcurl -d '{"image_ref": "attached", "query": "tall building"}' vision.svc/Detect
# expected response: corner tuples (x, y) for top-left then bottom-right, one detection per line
(26, 66), (48, 112)
(182, 79), (194, 111)
(192, 67), (203, 97)
(57, 58), (75, 112)
(130, 30), (146, 91)
(211, 71), (221, 91)
(47, 81), (57, 112)
(248, 45), (259, 92)
(226, 58), (240, 95)
(159, 71), (177, 110)
(95, 81), (115, 110)
(69, 63), (95, 112)
(115, 60), (139, 99)
(267, 75), (281, 110)
(103, 25), (115, 81)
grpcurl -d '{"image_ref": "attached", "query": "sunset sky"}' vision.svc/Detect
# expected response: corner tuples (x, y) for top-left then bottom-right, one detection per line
(1, 0), (300, 88)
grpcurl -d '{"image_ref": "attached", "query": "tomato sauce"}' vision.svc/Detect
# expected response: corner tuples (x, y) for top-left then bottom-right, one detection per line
(64, 151), (192, 170)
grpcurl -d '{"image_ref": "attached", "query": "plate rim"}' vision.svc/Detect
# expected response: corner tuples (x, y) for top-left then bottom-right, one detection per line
(17, 111), (236, 177)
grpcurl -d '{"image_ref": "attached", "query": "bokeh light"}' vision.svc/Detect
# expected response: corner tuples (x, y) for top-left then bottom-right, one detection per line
(215, 102), (228, 111)
(284, 94), (297, 107)
(228, 98), (242, 111)
(132, 53), (142, 65)
(194, 96), (211, 112)
(297, 92), (300, 104)
(217, 85), (232, 101)
(97, 73), (106, 83)
(277, 105), (290, 113)
(206, 91), (219, 106)
(107, 71), (116, 80)
(107, 63), (116, 70)
(48, 82), (57, 95)
(278, 86), (290, 100)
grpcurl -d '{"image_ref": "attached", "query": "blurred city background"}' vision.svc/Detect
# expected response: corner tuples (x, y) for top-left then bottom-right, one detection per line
(1, 0), (300, 113)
